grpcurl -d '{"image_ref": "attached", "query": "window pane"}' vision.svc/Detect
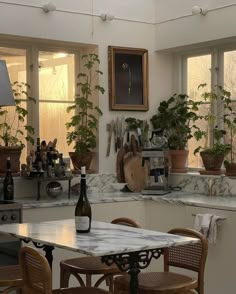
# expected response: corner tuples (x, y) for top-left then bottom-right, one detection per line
(224, 50), (236, 160)
(224, 51), (236, 97)
(39, 51), (75, 158)
(39, 102), (72, 156)
(0, 47), (28, 163)
(187, 54), (211, 168)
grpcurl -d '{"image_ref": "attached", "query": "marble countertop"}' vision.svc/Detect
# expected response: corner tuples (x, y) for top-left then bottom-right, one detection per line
(16, 191), (236, 212)
(0, 219), (198, 256)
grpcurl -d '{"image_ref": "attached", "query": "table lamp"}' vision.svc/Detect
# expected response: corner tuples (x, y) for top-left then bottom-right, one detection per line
(0, 60), (15, 106)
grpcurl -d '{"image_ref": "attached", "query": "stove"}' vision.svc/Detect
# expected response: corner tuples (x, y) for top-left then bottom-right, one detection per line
(0, 200), (22, 224)
(0, 200), (22, 265)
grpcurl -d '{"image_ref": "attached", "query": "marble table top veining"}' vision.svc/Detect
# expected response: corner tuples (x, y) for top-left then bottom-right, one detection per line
(0, 219), (198, 256)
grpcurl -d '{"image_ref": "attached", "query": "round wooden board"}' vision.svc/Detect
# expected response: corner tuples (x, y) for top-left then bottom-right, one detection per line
(123, 152), (148, 192)
(116, 145), (128, 183)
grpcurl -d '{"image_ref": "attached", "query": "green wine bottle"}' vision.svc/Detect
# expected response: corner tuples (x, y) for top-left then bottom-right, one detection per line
(3, 157), (14, 201)
(75, 166), (92, 233)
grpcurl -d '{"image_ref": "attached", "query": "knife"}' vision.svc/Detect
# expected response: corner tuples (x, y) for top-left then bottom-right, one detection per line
(106, 120), (114, 157)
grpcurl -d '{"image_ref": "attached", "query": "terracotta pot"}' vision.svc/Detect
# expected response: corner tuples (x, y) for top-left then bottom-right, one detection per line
(225, 162), (236, 176)
(0, 146), (22, 175)
(69, 151), (94, 173)
(168, 150), (189, 173)
(200, 151), (224, 171)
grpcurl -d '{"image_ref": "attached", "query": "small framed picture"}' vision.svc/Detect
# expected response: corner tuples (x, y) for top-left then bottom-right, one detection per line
(108, 46), (149, 111)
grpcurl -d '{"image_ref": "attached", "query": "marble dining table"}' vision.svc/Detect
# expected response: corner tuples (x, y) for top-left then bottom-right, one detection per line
(0, 219), (198, 294)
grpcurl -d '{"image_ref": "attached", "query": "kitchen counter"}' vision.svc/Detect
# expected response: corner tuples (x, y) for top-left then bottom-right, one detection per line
(17, 191), (236, 212)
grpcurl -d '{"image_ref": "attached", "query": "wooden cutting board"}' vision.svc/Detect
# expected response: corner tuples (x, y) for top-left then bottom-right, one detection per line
(123, 152), (148, 192)
(116, 144), (128, 183)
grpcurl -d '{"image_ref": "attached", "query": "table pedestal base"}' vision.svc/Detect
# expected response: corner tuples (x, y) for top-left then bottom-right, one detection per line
(102, 249), (162, 294)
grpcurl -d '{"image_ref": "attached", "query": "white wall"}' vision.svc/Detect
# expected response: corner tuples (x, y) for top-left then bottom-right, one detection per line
(0, 0), (174, 174)
(155, 0), (236, 51)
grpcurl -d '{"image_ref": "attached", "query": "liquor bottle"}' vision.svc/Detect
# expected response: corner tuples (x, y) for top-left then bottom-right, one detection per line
(75, 166), (92, 233)
(34, 137), (42, 171)
(59, 153), (66, 177)
(3, 157), (14, 201)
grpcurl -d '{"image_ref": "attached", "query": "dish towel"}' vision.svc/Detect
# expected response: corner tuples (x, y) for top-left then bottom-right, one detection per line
(193, 213), (225, 244)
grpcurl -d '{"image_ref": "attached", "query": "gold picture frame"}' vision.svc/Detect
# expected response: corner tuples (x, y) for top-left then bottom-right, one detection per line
(108, 46), (149, 111)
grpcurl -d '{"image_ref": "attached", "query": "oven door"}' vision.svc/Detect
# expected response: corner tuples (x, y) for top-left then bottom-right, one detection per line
(0, 234), (21, 265)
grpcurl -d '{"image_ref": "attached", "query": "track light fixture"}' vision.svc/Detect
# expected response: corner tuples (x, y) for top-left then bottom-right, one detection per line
(100, 13), (115, 21)
(192, 6), (208, 16)
(42, 2), (56, 13)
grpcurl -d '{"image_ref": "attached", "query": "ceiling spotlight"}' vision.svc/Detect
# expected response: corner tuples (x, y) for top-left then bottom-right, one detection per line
(192, 6), (208, 16)
(100, 13), (115, 21)
(42, 2), (56, 13)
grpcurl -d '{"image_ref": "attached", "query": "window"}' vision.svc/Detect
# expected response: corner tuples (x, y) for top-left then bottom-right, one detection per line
(0, 37), (91, 165)
(38, 51), (75, 155)
(0, 47), (28, 161)
(186, 54), (212, 168)
(181, 45), (236, 169)
(224, 50), (236, 160)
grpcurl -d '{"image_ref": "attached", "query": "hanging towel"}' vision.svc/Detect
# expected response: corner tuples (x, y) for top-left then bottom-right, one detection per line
(193, 213), (225, 244)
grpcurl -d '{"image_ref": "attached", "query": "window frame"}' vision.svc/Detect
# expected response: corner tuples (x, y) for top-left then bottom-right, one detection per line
(0, 35), (89, 156)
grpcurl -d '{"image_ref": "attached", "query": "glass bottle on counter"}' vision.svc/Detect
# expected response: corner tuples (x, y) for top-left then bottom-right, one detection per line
(75, 166), (92, 233)
(34, 137), (43, 172)
(3, 157), (14, 201)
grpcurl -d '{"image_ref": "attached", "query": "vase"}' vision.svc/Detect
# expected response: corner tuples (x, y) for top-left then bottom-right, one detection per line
(168, 150), (189, 173)
(0, 146), (21, 175)
(199, 151), (224, 175)
(69, 152), (94, 173)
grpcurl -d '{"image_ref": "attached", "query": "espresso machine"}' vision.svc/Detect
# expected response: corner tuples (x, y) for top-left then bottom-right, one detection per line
(141, 129), (170, 195)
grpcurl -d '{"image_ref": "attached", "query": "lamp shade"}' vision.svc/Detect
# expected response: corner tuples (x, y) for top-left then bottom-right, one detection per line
(0, 60), (15, 106)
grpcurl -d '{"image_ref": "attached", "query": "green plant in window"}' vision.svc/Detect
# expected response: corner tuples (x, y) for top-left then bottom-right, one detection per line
(150, 93), (200, 150)
(0, 81), (35, 149)
(193, 84), (232, 157)
(66, 54), (105, 156)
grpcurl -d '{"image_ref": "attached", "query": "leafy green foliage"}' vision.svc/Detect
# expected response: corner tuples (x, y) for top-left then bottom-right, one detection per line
(0, 81), (35, 149)
(193, 85), (234, 157)
(66, 54), (104, 155)
(150, 94), (201, 150)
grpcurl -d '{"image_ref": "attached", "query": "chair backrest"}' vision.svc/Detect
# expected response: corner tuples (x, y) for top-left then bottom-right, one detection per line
(111, 217), (141, 228)
(164, 228), (208, 294)
(19, 246), (52, 294)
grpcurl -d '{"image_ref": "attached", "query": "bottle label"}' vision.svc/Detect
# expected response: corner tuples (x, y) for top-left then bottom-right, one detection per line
(75, 216), (90, 231)
(6, 185), (13, 192)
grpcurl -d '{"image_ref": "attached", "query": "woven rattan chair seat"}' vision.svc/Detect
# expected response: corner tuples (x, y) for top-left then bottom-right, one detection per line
(115, 272), (198, 293)
(0, 264), (22, 286)
(61, 256), (119, 274)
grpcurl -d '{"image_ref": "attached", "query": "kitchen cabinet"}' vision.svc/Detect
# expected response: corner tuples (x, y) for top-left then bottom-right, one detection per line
(145, 201), (235, 294)
(186, 206), (235, 294)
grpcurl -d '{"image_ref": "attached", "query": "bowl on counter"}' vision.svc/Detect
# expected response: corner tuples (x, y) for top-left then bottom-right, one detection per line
(111, 183), (127, 192)
(46, 181), (63, 198)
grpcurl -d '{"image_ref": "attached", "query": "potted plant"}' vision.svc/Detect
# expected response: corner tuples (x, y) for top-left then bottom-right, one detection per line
(66, 54), (105, 172)
(193, 84), (232, 174)
(150, 93), (200, 173)
(0, 81), (35, 174)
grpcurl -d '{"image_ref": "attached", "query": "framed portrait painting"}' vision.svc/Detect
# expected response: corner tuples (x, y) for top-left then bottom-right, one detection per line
(108, 46), (148, 111)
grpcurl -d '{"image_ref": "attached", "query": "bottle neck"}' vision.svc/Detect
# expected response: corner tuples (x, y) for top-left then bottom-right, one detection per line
(80, 174), (87, 197)
(6, 160), (11, 172)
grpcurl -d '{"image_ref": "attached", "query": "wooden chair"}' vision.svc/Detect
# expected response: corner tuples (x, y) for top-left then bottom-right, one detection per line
(19, 246), (112, 294)
(114, 228), (208, 294)
(60, 217), (141, 292)
(0, 264), (22, 294)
